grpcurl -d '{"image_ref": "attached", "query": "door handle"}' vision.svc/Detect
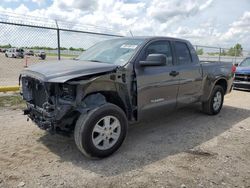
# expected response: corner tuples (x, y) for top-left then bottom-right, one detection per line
(169, 71), (179, 77)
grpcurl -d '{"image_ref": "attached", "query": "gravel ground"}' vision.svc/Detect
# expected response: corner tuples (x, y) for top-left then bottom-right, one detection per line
(0, 90), (250, 188)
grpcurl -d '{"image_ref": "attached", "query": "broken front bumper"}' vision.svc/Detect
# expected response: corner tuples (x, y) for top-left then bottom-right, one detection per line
(24, 102), (56, 131)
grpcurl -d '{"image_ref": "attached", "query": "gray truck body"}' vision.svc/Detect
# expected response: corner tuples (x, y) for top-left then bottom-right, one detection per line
(20, 37), (234, 133)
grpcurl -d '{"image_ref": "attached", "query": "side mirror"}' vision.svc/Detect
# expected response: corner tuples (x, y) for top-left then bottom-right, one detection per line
(139, 54), (167, 66)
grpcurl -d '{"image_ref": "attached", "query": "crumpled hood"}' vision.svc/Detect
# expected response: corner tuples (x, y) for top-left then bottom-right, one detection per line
(236, 66), (250, 74)
(21, 60), (118, 83)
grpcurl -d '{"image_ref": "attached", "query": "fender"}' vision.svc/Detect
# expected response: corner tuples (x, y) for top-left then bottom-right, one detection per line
(68, 71), (133, 120)
(201, 75), (228, 102)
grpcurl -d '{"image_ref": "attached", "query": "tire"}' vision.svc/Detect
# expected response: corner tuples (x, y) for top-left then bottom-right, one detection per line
(74, 103), (128, 158)
(202, 85), (224, 115)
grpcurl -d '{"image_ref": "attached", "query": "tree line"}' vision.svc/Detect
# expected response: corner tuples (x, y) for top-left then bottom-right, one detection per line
(0, 44), (85, 51)
(196, 43), (243, 57)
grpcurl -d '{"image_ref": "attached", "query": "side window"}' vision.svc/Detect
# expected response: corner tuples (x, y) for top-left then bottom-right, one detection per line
(143, 41), (173, 65)
(175, 42), (192, 64)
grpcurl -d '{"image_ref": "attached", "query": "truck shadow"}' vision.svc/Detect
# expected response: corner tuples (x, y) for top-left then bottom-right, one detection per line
(38, 104), (250, 177)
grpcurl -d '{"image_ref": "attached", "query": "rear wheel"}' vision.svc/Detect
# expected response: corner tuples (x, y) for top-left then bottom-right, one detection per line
(74, 103), (128, 158)
(202, 85), (224, 115)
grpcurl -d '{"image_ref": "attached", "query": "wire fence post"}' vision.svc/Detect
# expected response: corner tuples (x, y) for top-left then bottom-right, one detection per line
(55, 20), (61, 60)
(234, 47), (237, 64)
(219, 48), (221, 62)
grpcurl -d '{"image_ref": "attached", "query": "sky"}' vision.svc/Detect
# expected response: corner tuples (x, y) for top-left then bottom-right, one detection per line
(0, 0), (250, 51)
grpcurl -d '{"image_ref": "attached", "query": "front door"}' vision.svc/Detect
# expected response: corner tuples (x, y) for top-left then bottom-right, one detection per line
(135, 40), (179, 120)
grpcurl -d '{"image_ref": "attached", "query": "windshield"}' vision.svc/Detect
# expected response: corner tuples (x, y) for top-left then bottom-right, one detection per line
(76, 38), (145, 65)
(240, 58), (250, 67)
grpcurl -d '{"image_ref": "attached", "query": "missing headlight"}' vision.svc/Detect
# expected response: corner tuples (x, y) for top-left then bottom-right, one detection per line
(21, 77), (33, 101)
(59, 84), (76, 101)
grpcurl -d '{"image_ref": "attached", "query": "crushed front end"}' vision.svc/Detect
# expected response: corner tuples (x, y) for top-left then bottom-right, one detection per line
(20, 76), (78, 134)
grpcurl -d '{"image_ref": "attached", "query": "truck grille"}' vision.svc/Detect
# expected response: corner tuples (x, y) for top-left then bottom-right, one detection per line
(22, 77), (47, 107)
(32, 83), (47, 107)
(234, 74), (250, 82)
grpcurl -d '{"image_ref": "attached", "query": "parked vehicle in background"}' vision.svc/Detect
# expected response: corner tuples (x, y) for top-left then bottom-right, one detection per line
(0, 48), (7, 53)
(25, 50), (34, 56)
(36, 51), (46, 60)
(234, 57), (250, 90)
(5, 48), (24, 58)
(20, 37), (234, 159)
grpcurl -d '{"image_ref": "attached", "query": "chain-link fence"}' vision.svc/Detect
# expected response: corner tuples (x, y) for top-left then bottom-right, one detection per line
(195, 45), (250, 64)
(0, 13), (122, 86)
(0, 13), (250, 87)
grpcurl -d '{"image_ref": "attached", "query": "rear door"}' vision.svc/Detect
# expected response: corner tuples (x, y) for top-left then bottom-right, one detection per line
(173, 41), (203, 107)
(135, 39), (179, 119)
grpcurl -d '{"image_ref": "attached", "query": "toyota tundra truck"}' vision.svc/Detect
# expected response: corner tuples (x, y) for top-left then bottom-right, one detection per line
(20, 37), (234, 158)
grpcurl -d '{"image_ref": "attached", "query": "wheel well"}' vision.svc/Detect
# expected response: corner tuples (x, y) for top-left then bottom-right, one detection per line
(100, 91), (127, 116)
(68, 92), (128, 133)
(215, 79), (227, 93)
(82, 91), (127, 117)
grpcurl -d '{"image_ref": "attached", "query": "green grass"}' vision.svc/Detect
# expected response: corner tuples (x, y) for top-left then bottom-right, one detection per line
(0, 95), (26, 109)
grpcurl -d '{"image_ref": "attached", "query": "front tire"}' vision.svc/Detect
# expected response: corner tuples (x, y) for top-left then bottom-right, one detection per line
(74, 103), (128, 158)
(202, 85), (224, 115)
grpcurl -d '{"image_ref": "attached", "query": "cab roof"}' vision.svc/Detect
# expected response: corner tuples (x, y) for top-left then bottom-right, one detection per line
(117, 36), (190, 43)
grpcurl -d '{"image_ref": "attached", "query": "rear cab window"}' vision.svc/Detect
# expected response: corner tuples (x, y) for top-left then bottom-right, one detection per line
(174, 41), (192, 65)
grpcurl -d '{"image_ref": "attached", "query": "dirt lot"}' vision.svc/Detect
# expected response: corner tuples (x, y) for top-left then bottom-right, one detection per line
(0, 90), (250, 188)
(0, 53), (71, 86)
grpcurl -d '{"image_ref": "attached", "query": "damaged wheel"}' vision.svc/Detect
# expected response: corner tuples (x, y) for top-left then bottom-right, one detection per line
(74, 103), (128, 158)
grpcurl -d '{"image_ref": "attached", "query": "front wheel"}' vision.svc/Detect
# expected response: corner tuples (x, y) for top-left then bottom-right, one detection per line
(202, 85), (224, 115)
(74, 103), (128, 158)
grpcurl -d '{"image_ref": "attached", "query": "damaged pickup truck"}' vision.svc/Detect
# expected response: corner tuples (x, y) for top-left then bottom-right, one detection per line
(20, 37), (234, 158)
